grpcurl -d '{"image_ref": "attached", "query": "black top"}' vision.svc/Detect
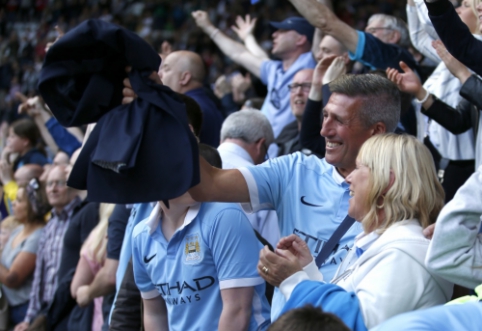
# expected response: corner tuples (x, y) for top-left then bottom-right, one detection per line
(106, 204), (130, 260)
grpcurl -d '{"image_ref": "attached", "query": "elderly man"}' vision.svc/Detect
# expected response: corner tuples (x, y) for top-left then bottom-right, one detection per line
(189, 73), (400, 319)
(275, 69), (314, 157)
(192, 11), (317, 145)
(158, 50), (224, 147)
(218, 109), (279, 248)
(15, 165), (81, 331)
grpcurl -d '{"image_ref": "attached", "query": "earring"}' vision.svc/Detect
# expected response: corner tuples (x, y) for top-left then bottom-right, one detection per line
(376, 195), (385, 209)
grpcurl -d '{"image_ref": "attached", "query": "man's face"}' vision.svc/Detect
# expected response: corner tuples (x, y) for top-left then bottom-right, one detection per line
(271, 29), (300, 57)
(320, 93), (374, 177)
(158, 53), (182, 92)
(315, 35), (345, 62)
(46, 166), (74, 210)
(289, 69), (313, 120)
(365, 19), (397, 44)
(14, 167), (31, 187)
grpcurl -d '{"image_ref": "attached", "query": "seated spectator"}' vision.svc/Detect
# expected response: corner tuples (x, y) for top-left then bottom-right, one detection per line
(0, 179), (49, 325)
(259, 134), (453, 329)
(71, 203), (115, 331)
(5, 118), (49, 172)
(373, 163), (482, 331)
(52, 151), (69, 166)
(131, 147), (271, 330)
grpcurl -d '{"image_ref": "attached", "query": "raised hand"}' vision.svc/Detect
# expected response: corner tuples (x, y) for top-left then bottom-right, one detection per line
(312, 54), (337, 87)
(323, 56), (346, 85)
(386, 61), (424, 98)
(232, 15), (257, 42)
(432, 39), (471, 84)
(191, 10), (214, 31)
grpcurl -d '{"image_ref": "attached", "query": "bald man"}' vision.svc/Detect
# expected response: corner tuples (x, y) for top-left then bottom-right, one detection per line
(159, 50), (224, 147)
(14, 164), (45, 186)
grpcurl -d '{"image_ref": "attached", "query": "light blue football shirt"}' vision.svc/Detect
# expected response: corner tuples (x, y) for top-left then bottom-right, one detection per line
(239, 152), (363, 320)
(132, 202), (271, 331)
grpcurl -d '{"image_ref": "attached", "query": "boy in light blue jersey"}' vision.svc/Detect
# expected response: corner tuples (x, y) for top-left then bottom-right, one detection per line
(131, 198), (271, 331)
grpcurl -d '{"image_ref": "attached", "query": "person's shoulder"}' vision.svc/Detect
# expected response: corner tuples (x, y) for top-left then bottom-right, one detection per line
(132, 218), (150, 239)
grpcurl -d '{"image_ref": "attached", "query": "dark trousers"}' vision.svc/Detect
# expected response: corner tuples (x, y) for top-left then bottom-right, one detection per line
(424, 137), (475, 202)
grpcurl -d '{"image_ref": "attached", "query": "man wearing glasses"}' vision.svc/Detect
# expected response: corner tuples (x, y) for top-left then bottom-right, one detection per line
(275, 69), (314, 157)
(192, 11), (317, 152)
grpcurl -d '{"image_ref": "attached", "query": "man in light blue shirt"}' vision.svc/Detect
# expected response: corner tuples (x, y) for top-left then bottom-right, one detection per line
(189, 74), (401, 319)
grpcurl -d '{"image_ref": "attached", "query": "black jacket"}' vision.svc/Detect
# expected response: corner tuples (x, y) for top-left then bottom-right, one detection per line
(38, 19), (199, 203)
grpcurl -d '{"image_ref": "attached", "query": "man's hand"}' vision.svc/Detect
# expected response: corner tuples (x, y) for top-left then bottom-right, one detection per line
(432, 40), (471, 84)
(276, 234), (313, 268)
(258, 246), (302, 287)
(191, 11), (214, 31)
(231, 73), (251, 103)
(309, 54), (336, 100)
(231, 15), (257, 42)
(322, 56), (346, 85)
(122, 68), (162, 104)
(0, 159), (14, 183)
(386, 61), (425, 99)
(76, 285), (93, 307)
(159, 40), (173, 61)
(14, 322), (29, 331)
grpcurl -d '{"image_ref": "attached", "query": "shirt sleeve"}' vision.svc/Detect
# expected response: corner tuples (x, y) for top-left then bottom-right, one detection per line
(45, 117), (82, 156)
(131, 225), (159, 299)
(238, 154), (297, 213)
(259, 59), (273, 86)
(107, 204), (130, 260)
(21, 228), (44, 254)
(209, 207), (264, 289)
(406, 3), (440, 63)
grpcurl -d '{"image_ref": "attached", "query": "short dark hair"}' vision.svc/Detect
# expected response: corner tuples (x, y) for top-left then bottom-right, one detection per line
(268, 305), (350, 331)
(176, 94), (203, 137)
(199, 143), (222, 168)
(329, 74), (400, 133)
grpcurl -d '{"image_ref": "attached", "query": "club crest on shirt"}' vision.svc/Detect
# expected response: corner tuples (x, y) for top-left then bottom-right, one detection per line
(184, 233), (203, 265)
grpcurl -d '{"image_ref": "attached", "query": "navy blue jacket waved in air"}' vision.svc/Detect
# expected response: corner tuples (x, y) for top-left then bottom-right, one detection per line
(38, 19), (200, 203)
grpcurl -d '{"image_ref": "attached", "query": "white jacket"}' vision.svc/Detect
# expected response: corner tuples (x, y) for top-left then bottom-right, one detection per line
(281, 220), (453, 329)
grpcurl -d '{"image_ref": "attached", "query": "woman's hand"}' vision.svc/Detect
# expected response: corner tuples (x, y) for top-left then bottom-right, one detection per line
(258, 245), (302, 287)
(276, 234), (313, 268)
(322, 56), (346, 85)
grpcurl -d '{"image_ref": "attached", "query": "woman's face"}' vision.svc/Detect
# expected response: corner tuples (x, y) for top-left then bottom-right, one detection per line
(346, 160), (371, 222)
(457, 0), (479, 34)
(6, 129), (28, 154)
(12, 188), (29, 223)
(477, 2), (482, 34)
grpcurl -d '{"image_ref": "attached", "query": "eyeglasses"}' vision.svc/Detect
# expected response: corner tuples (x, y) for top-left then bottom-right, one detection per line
(365, 27), (393, 34)
(270, 88), (281, 109)
(46, 180), (67, 188)
(288, 83), (312, 93)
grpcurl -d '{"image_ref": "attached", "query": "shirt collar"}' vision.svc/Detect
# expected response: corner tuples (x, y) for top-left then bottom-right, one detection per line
(145, 201), (202, 235)
(51, 196), (82, 222)
(218, 142), (254, 164)
(353, 231), (380, 257)
(331, 167), (346, 185)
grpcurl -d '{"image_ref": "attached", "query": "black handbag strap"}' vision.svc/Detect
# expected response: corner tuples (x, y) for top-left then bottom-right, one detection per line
(315, 215), (356, 268)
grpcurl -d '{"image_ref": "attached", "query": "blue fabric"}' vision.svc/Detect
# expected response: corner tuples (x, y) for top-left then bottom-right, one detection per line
(38, 19), (199, 204)
(132, 202), (271, 331)
(259, 53), (316, 138)
(45, 117), (81, 156)
(10, 301), (30, 325)
(242, 153), (363, 319)
(372, 301), (482, 331)
(13, 148), (50, 171)
(185, 88), (224, 147)
(282, 280), (367, 331)
(109, 202), (153, 324)
(348, 31), (418, 72)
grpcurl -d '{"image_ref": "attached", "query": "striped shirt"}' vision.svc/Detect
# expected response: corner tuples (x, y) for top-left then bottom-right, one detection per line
(24, 196), (82, 323)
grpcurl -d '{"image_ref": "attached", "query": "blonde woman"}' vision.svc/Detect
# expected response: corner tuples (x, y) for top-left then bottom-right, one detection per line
(259, 134), (453, 329)
(71, 203), (115, 331)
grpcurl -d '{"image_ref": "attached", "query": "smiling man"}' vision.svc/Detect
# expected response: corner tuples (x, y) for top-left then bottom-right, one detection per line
(189, 73), (400, 320)
(275, 68), (313, 156)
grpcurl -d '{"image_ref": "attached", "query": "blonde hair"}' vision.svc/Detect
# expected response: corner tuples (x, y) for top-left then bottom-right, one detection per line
(470, 0), (482, 29)
(81, 203), (115, 264)
(357, 134), (444, 233)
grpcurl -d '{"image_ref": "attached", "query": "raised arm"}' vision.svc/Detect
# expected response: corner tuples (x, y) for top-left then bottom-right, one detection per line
(425, 0), (482, 76)
(188, 156), (250, 203)
(192, 11), (264, 78)
(286, 0), (359, 53)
